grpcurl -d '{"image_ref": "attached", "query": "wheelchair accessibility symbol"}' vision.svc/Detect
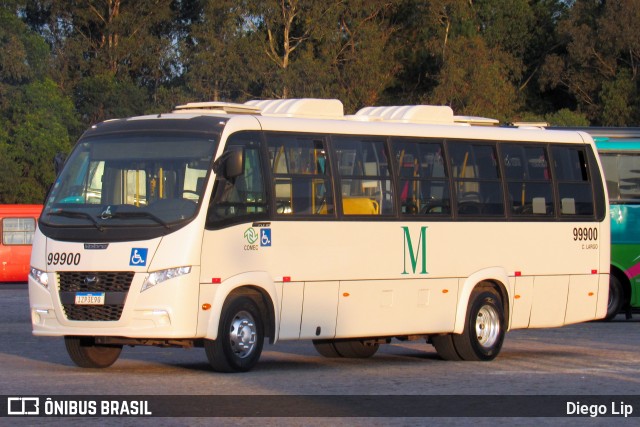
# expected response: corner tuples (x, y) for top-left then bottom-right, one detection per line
(130, 248), (148, 266)
(260, 229), (271, 247)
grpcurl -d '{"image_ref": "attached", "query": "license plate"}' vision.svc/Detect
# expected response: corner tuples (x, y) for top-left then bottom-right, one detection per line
(74, 292), (105, 305)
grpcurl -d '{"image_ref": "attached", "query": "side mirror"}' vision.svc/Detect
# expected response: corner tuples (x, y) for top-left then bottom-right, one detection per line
(214, 148), (244, 180)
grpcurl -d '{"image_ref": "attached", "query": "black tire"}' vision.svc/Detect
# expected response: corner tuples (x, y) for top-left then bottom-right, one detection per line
(333, 340), (379, 358)
(313, 339), (379, 358)
(312, 340), (341, 358)
(431, 334), (462, 361)
(604, 274), (624, 321)
(204, 296), (264, 373)
(452, 288), (505, 361)
(64, 336), (122, 368)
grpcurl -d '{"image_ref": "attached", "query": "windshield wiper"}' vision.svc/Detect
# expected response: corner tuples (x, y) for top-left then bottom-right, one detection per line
(46, 209), (104, 232)
(106, 211), (170, 228)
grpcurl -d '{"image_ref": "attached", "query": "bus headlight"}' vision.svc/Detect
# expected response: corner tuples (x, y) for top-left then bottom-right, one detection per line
(30, 267), (49, 289)
(141, 266), (191, 292)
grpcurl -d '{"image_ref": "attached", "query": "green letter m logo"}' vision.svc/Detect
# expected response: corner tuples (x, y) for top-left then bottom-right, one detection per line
(402, 226), (428, 275)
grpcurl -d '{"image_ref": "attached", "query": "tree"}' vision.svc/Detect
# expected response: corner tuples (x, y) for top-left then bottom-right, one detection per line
(326, 0), (401, 111)
(1, 6), (49, 86)
(0, 7), (77, 203)
(3, 79), (77, 203)
(402, 0), (523, 120)
(184, 0), (401, 112)
(184, 0), (268, 102)
(22, 0), (180, 125)
(243, 0), (340, 100)
(430, 35), (521, 121)
(539, 0), (640, 125)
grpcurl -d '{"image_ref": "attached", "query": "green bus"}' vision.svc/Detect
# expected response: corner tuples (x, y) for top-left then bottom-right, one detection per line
(593, 131), (640, 319)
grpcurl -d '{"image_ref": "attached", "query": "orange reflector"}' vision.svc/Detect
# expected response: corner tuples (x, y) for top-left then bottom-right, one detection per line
(442, 289), (449, 294)
(212, 278), (221, 284)
(588, 292), (594, 297)
(515, 295), (521, 299)
(343, 292), (350, 297)
(202, 303), (211, 310)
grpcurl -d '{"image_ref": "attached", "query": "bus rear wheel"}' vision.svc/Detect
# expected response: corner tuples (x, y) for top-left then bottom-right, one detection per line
(432, 287), (505, 361)
(204, 296), (264, 373)
(604, 275), (624, 321)
(64, 336), (122, 368)
(453, 288), (505, 361)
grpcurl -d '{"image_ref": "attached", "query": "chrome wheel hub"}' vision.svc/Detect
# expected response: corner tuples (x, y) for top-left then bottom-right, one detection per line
(475, 304), (500, 349)
(229, 310), (257, 358)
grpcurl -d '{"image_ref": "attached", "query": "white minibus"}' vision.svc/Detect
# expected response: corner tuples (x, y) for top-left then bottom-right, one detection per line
(29, 99), (610, 372)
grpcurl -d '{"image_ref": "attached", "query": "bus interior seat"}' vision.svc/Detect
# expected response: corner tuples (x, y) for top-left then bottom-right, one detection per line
(561, 198), (576, 215)
(343, 197), (379, 215)
(532, 197), (547, 214)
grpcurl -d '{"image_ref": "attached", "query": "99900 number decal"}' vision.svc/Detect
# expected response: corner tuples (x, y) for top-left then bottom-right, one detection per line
(573, 227), (598, 241)
(47, 252), (81, 266)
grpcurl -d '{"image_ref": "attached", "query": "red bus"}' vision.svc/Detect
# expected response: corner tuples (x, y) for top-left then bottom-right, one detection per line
(0, 205), (42, 282)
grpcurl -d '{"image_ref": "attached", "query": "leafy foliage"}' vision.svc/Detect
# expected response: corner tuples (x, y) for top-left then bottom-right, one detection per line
(0, 9), (77, 203)
(1, 0), (639, 203)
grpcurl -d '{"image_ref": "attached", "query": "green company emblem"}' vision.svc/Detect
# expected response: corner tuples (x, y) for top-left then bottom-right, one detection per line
(402, 226), (428, 275)
(244, 228), (258, 244)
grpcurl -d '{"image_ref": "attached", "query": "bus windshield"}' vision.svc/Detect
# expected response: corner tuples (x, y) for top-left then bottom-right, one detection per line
(41, 133), (218, 236)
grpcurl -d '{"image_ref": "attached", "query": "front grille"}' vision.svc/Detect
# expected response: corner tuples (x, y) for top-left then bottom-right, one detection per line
(58, 271), (134, 292)
(58, 271), (134, 321)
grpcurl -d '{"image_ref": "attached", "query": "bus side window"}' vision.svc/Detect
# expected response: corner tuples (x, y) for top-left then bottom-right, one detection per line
(501, 144), (554, 217)
(207, 132), (268, 227)
(2, 217), (36, 245)
(391, 138), (451, 216)
(598, 153), (621, 201)
(551, 146), (594, 217)
(600, 152), (640, 202)
(334, 136), (394, 216)
(266, 133), (334, 216)
(448, 142), (505, 217)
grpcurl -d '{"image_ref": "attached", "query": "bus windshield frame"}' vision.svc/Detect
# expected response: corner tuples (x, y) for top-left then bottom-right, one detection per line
(39, 130), (219, 242)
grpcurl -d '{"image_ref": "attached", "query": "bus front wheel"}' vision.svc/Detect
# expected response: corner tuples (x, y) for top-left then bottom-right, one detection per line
(312, 339), (379, 358)
(431, 334), (462, 361)
(333, 340), (379, 358)
(204, 296), (264, 373)
(312, 340), (341, 357)
(64, 336), (122, 368)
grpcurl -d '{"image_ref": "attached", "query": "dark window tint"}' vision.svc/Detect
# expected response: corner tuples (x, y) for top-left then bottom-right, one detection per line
(599, 152), (640, 202)
(207, 132), (268, 226)
(551, 146), (594, 216)
(392, 138), (451, 216)
(501, 144), (554, 216)
(448, 142), (504, 217)
(334, 136), (394, 215)
(267, 134), (334, 216)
